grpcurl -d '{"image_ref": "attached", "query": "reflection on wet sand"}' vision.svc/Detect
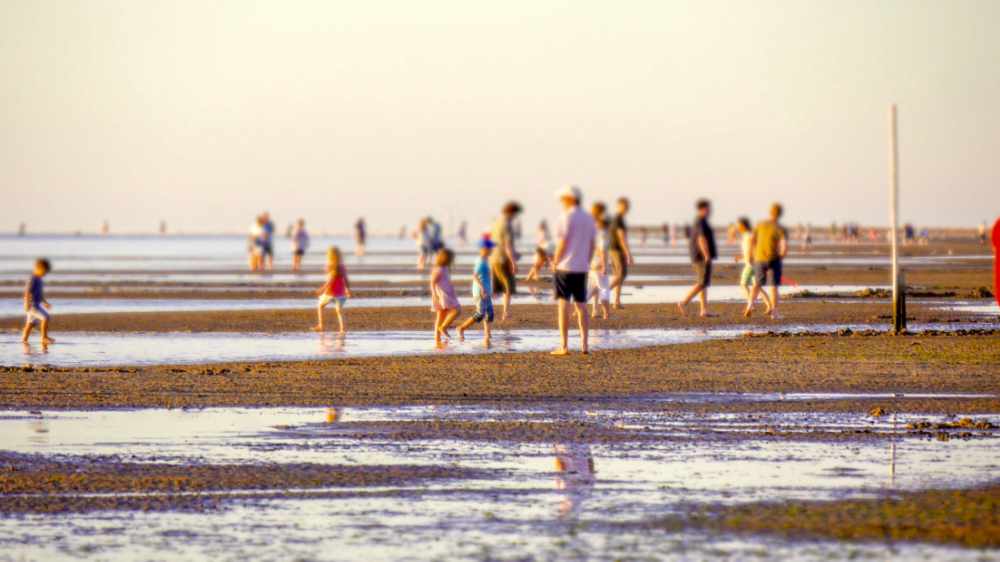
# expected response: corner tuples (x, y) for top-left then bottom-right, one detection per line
(554, 443), (596, 519)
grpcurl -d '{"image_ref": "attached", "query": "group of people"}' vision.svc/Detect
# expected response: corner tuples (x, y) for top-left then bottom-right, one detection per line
(21, 193), (791, 356)
(251, 213), (369, 272)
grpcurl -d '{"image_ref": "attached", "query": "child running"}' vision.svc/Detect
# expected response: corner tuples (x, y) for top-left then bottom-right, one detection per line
(430, 248), (460, 347)
(313, 247), (352, 334)
(736, 217), (773, 313)
(457, 237), (496, 345)
(526, 247), (551, 281)
(22, 258), (54, 345)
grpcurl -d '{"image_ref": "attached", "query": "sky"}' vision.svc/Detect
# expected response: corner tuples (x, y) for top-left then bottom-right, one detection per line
(1, 0), (998, 235)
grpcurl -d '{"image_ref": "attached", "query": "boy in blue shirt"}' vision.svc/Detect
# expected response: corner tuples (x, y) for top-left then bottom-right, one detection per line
(22, 258), (54, 345)
(457, 237), (495, 345)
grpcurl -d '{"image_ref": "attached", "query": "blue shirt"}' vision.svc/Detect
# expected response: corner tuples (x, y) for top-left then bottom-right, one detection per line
(27, 275), (44, 307)
(471, 256), (492, 300)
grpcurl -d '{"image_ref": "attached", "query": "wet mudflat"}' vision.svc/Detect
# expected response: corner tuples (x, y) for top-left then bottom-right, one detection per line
(0, 399), (997, 561)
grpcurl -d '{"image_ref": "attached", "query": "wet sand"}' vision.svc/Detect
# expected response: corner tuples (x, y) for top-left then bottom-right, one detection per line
(642, 482), (1000, 549)
(4, 299), (996, 334)
(2, 333), (998, 409)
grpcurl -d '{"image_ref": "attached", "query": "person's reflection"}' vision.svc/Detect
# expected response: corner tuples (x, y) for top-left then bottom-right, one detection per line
(553, 443), (596, 519)
(325, 407), (342, 424)
(28, 418), (50, 445)
(318, 333), (346, 354)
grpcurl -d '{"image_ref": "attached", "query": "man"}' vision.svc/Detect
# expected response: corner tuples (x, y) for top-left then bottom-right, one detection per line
(489, 201), (522, 321)
(746, 203), (788, 319)
(608, 197), (634, 310)
(677, 199), (717, 317)
(550, 186), (596, 355)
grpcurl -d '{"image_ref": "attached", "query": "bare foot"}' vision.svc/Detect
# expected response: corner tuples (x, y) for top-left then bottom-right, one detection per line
(311, 325), (324, 332)
(699, 310), (714, 318)
(337, 329), (346, 336)
(550, 348), (570, 356)
(20, 336), (28, 344)
(483, 338), (491, 347)
(42, 337), (55, 345)
(743, 307), (752, 318)
(676, 303), (688, 317)
(457, 327), (466, 341)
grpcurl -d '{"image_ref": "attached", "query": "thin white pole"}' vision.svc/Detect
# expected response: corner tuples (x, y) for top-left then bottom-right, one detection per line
(889, 104), (900, 329)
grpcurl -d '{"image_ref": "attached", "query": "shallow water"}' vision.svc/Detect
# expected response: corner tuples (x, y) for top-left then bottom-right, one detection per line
(5, 322), (997, 367)
(0, 284), (888, 317)
(1, 401), (997, 561)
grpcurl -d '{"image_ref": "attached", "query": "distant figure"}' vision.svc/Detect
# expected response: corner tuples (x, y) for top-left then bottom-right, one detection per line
(550, 186), (596, 356)
(417, 217), (443, 270)
(21, 258), (54, 346)
(683, 223), (692, 241)
(354, 218), (367, 256)
(457, 221), (468, 245)
(313, 246), (352, 334)
(537, 219), (552, 253)
(661, 223), (670, 244)
(735, 217), (772, 312)
(285, 223), (294, 238)
(588, 202), (611, 320)
(746, 203), (788, 319)
(904, 223), (915, 245)
(670, 223), (678, 246)
(159, 221), (167, 235)
(399, 225), (407, 240)
(490, 202), (523, 321)
(608, 197), (634, 310)
(980, 221), (988, 245)
(17, 223), (26, 237)
(291, 219), (310, 272)
(260, 212), (275, 270)
(677, 199), (717, 318)
(430, 248), (460, 348)
(248, 215), (265, 271)
(100, 220), (110, 235)
(457, 236), (496, 346)
(639, 226), (648, 246)
(526, 246), (550, 282)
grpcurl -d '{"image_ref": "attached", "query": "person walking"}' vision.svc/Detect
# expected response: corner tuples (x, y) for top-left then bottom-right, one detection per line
(608, 197), (634, 309)
(489, 201), (522, 321)
(677, 199), (717, 317)
(550, 186), (596, 356)
(745, 203), (788, 319)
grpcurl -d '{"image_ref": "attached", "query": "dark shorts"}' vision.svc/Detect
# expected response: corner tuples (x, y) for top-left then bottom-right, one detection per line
(294, 249), (305, 257)
(610, 249), (628, 279)
(262, 242), (274, 257)
(754, 259), (783, 287)
(472, 298), (495, 323)
(692, 261), (713, 287)
(554, 271), (588, 303)
(491, 259), (516, 295)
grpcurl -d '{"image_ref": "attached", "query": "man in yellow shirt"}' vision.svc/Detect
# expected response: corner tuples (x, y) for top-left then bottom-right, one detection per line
(745, 203), (788, 319)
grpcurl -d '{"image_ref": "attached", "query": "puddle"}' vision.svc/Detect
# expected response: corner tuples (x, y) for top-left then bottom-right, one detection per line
(4, 322), (998, 367)
(0, 402), (996, 561)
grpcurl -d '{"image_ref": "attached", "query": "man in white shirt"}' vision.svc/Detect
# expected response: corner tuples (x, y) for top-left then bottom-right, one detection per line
(550, 185), (597, 355)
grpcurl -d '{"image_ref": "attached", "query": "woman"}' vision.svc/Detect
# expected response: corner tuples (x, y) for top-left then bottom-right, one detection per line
(489, 201), (522, 322)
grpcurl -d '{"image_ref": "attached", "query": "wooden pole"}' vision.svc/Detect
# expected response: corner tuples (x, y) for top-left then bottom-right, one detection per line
(889, 104), (904, 333)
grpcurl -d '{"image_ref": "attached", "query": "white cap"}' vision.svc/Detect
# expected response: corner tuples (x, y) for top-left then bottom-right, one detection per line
(555, 185), (583, 203)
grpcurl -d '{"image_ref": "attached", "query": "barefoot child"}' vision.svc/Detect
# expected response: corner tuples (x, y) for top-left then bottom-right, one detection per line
(313, 247), (352, 333)
(22, 258), (54, 345)
(526, 246), (550, 281)
(588, 203), (611, 320)
(457, 237), (495, 345)
(430, 248), (460, 347)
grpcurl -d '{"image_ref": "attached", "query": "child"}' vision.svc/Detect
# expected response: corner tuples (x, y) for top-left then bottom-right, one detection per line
(735, 217), (772, 313)
(22, 258), (54, 345)
(313, 247), (352, 334)
(457, 237), (495, 345)
(291, 219), (310, 272)
(526, 246), (551, 281)
(429, 248), (460, 347)
(588, 206), (611, 320)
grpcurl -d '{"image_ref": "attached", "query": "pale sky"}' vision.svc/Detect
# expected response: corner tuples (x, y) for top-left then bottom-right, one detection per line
(2, 0), (998, 235)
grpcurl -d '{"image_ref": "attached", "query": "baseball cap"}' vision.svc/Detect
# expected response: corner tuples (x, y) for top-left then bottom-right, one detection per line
(555, 185), (582, 203)
(478, 235), (496, 250)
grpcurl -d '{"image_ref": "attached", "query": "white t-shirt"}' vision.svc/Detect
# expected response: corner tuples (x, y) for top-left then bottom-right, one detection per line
(555, 206), (597, 273)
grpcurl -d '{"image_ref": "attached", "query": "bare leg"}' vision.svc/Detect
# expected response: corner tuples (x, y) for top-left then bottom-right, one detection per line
(601, 302), (609, 320)
(501, 290), (511, 322)
(551, 299), (569, 355)
(313, 303), (326, 331)
(334, 303), (345, 334)
(678, 284), (704, 317)
(770, 286), (780, 317)
(575, 302), (589, 353)
(21, 320), (32, 343)
(457, 315), (477, 340)
(698, 288), (709, 317)
(483, 320), (491, 346)
(745, 284), (761, 317)
(40, 319), (53, 345)
(439, 309), (459, 339)
(434, 311), (445, 346)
